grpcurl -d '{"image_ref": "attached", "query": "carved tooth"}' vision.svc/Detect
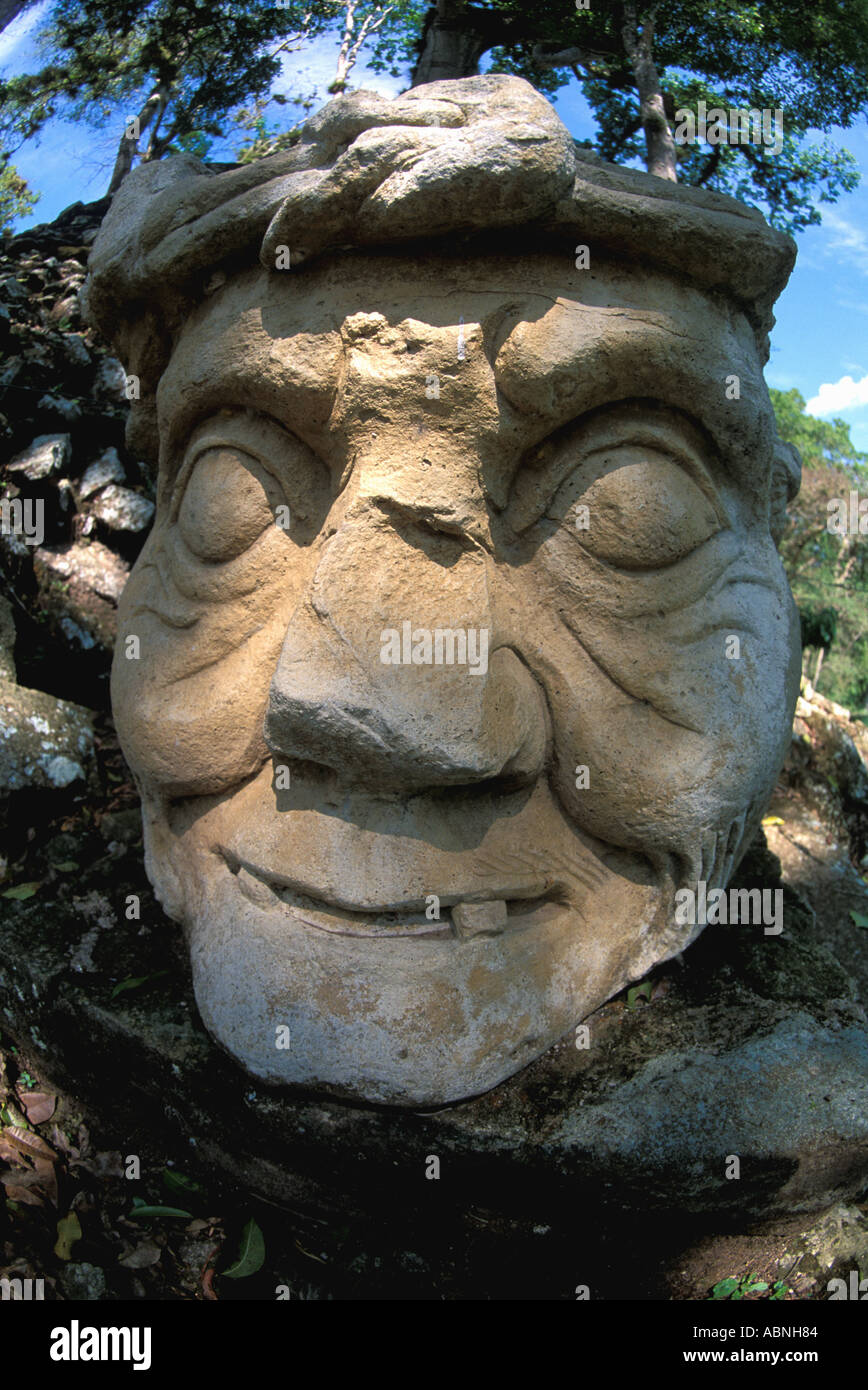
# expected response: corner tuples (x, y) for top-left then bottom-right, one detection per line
(452, 900), (508, 939)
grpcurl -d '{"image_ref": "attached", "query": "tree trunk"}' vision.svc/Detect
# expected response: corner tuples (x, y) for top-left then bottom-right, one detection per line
(620, 4), (676, 181)
(330, 1), (394, 94)
(412, 0), (496, 85)
(106, 88), (169, 197)
(331, 0), (358, 93)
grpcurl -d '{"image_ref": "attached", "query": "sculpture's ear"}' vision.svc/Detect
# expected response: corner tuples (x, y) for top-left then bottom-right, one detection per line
(770, 438), (801, 546)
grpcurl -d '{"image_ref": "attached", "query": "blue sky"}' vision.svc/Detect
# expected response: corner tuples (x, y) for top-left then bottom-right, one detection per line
(3, 3), (868, 450)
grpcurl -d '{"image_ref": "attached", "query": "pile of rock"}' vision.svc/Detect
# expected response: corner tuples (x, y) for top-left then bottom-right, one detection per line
(0, 198), (153, 712)
(0, 590), (96, 849)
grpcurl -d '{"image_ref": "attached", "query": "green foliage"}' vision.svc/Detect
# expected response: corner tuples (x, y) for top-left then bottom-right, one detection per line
(800, 606), (838, 652)
(710, 1273), (788, 1299)
(230, 92), (308, 165)
(774, 389), (868, 711)
(0, 160), (38, 232)
(387, 0), (868, 232)
(109, 969), (170, 999)
(162, 1168), (205, 1197)
(0, 1), (364, 176)
(626, 979), (653, 1010)
(221, 1217), (265, 1279)
(773, 388), (868, 475)
(2, 0), (867, 228)
(129, 1197), (194, 1219)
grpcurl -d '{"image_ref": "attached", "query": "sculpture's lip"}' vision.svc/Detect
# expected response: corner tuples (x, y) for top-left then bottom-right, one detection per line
(221, 851), (560, 939)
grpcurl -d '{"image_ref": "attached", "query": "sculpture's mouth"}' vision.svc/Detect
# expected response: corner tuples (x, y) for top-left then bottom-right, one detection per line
(221, 851), (563, 940)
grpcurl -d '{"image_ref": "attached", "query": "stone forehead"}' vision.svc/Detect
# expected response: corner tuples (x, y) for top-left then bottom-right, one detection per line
(84, 74), (795, 362)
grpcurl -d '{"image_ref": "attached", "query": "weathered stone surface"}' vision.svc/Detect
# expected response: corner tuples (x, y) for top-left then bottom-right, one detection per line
(0, 594), (15, 682)
(78, 74), (808, 1106)
(78, 447), (125, 499)
(6, 433), (71, 481)
(0, 678), (94, 792)
(86, 484), (153, 533)
(37, 394), (83, 425)
(0, 203), (153, 716)
(58, 1263), (107, 1301)
(33, 539), (128, 653)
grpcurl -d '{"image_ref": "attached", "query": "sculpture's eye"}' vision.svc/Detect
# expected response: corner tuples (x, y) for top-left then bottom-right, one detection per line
(553, 446), (724, 570)
(175, 447), (285, 562)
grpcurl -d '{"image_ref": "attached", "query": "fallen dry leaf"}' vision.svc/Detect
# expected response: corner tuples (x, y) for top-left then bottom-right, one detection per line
(32, 1154), (59, 1207)
(19, 1091), (57, 1126)
(0, 1133), (21, 1164)
(2, 1176), (45, 1207)
(201, 1245), (221, 1302)
(4, 1125), (56, 1162)
(50, 1124), (78, 1158)
(118, 1240), (162, 1269)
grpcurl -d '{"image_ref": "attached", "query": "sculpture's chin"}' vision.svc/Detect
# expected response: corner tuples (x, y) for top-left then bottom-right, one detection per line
(183, 866), (656, 1107)
(131, 767), (768, 1105)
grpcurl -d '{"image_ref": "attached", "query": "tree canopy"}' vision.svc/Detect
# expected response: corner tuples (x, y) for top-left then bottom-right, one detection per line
(0, 0), (865, 231)
(773, 389), (868, 710)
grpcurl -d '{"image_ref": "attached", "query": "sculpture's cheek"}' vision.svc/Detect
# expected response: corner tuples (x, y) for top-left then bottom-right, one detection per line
(519, 537), (800, 864)
(109, 530), (298, 797)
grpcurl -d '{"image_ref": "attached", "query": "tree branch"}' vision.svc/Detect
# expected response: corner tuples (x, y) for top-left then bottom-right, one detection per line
(695, 142), (722, 186)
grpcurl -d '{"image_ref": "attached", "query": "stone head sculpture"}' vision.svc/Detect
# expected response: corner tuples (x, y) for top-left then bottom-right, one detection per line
(84, 75), (801, 1105)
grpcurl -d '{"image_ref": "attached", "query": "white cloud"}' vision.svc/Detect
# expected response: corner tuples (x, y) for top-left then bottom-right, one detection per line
(807, 372), (868, 415)
(823, 210), (868, 271)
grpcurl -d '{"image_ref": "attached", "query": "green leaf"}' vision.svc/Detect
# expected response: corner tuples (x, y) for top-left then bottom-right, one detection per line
(222, 1218), (265, 1279)
(110, 970), (170, 999)
(849, 910), (868, 928)
(626, 980), (652, 1010)
(747, 1280), (769, 1292)
(711, 1276), (739, 1299)
(53, 860), (79, 873)
(162, 1168), (204, 1197)
(1, 882), (40, 900)
(128, 1204), (193, 1220)
(54, 1211), (82, 1260)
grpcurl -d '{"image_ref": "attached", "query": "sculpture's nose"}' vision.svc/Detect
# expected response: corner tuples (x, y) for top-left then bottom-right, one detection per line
(264, 509), (548, 791)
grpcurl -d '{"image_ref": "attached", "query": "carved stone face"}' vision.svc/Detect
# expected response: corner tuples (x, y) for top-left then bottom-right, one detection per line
(112, 248), (800, 1105)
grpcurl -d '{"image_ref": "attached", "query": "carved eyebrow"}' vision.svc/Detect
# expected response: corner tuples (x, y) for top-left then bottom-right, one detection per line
(492, 294), (769, 481)
(156, 305), (343, 467)
(507, 404), (725, 534)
